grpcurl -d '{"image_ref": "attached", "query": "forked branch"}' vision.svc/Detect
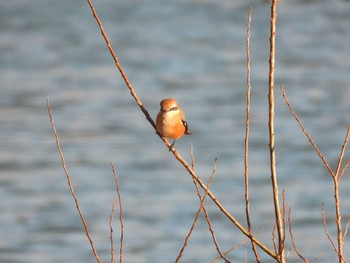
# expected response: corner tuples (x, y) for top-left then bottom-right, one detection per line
(85, 0), (277, 259)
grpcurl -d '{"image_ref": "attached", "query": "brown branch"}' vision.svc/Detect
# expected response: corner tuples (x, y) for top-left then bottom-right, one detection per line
(339, 157), (350, 180)
(272, 222), (277, 254)
(288, 208), (309, 263)
(244, 5), (260, 262)
(175, 146), (201, 262)
(332, 176), (344, 263)
(201, 159), (231, 263)
(47, 96), (102, 263)
(333, 126), (350, 263)
(86, 0), (156, 130)
(176, 159), (231, 263)
(86, 0), (277, 259)
(280, 86), (347, 262)
(110, 199), (118, 263)
(175, 195), (200, 262)
(279, 86), (334, 177)
(210, 238), (250, 263)
(336, 125), (350, 181)
(321, 203), (338, 255)
(268, 1), (284, 261)
(281, 191), (287, 253)
(343, 218), (350, 241)
(111, 163), (124, 263)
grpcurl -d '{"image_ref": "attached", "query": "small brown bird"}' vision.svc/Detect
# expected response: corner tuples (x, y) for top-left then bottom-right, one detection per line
(156, 98), (191, 148)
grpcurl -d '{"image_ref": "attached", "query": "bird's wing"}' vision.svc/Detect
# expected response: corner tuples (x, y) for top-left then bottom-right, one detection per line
(180, 109), (186, 121)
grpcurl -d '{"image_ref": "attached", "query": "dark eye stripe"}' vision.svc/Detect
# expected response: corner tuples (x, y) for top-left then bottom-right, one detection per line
(170, 106), (178, 111)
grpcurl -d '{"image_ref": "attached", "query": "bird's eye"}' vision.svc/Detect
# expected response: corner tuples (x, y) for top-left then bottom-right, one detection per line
(170, 106), (178, 111)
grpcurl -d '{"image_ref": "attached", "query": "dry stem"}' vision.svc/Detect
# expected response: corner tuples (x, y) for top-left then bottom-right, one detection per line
(288, 208), (309, 262)
(176, 159), (231, 262)
(244, 5), (260, 262)
(210, 239), (250, 263)
(279, 86), (334, 176)
(334, 125), (350, 180)
(322, 203), (338, 256)
(111, 163), (124, 263)
(85, 0), (277, 259)
(268, 0), (285, 261)
(109, 199), (118, 263)
(47, 96), (102, 263)
(280, 86), (348, 262)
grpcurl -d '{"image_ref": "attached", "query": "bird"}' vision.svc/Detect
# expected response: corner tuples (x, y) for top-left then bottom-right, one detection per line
(156, 98), (192, 149)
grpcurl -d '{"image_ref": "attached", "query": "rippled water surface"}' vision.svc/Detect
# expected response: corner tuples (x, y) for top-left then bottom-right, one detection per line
(1, 0), (350, 262)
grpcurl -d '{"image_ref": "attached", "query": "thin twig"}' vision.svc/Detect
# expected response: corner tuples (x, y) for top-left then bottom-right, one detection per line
(281, 190), (287, 248)
(86, 0), (156, 130)
(244, 5), (260, 262)
(331, 126), (349, 262)
(175, 147), (200, 262)
(86, 0), (277, 259)
(175, 194), (201, 262)
(111, 163), (124, 263)
(332, 176), (344, 263)
(110, 199), (118, 263)
(268, 1), (284, 261)
(321, 203), (338, 255)
(47, 96), (102, 263)
(279, 86), (334, 177)
(336, 125), (350, 181)
(190, 143), (195, 171)
(201, 159), (231, 263)
(288, 208), (309, 263)
(176, 159), (231, 263)
(343, 218), (350, 241)
(339, 157), (350, 180)
(272, 222), (278, 254)
(280, 86), (347, 262)
(210, 238), (250, 263)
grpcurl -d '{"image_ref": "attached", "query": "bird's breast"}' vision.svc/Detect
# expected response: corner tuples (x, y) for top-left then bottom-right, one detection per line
(156, 112), (186, 139)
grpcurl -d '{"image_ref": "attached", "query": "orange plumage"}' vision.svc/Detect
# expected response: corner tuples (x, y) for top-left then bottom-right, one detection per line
(156, 98), (191, 143)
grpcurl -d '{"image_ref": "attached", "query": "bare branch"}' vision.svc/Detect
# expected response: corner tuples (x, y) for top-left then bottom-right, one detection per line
(343, 218), (350, 241)
(336, 125), (350, 181)
(85, 0), (277, 259)
(111, 163), (124, 263)
(339, 157), (350, 180)
(190, 143), (195, 171)
(175, 184), (202, 261)
(175, 151), (207, 262)
(47, 96), (102, 263)
(176, 159), (231, 263)
(210, 238), (250, 263)
(110, 199), (118, 263)
(268, 1), (284, 260)
(86, 0), (155, 131)
(272, 222), (277, 254)
(279, 86), (334, 177)
(201, 159), (231, 263)
(288, 208), (309, 263)
(244, 5), (260, 262)
(321, 203), (338, 254)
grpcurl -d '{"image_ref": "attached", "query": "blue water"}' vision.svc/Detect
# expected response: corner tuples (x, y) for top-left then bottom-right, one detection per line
(0, 0), (349, 262)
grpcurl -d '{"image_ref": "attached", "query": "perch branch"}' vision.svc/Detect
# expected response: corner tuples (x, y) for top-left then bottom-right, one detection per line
(86, 0), (277, 259)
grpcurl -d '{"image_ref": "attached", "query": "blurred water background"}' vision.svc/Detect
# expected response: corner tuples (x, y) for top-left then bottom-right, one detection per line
(1, 0), (350, 262)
